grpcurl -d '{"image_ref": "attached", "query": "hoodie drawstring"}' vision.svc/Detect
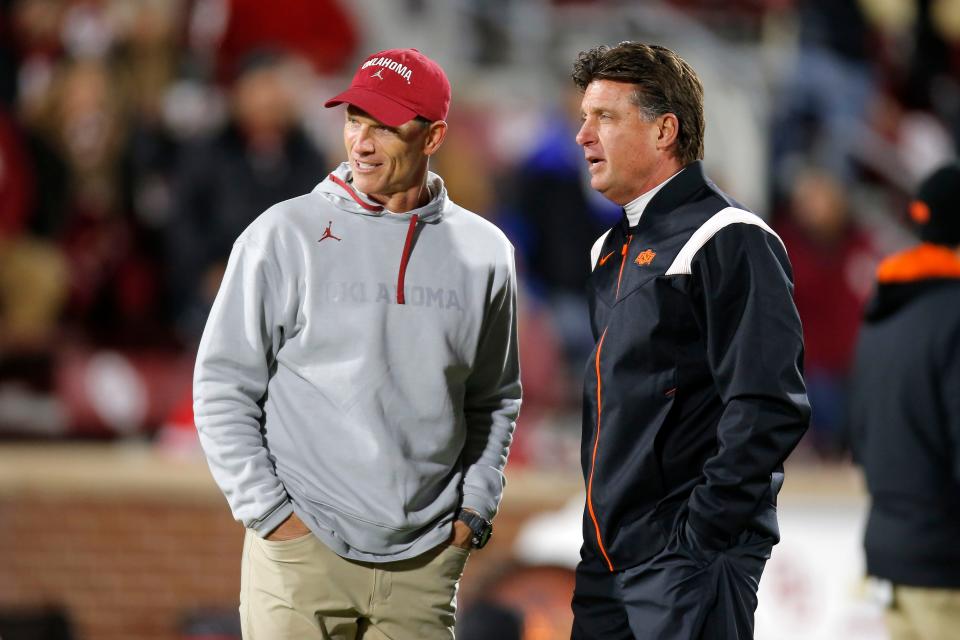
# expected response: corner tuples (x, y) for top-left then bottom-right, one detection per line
(328, 173), (384, 212)
(397, 214), (419, 304)
(326, 173), (421, 305)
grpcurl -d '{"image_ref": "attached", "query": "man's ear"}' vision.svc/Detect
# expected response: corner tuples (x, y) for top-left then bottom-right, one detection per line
(423, 121), (448, 157)
(656, 113), (679, 152)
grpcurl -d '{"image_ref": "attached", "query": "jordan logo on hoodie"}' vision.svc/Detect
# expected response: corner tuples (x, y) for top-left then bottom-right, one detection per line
(319, 221), (342, 243)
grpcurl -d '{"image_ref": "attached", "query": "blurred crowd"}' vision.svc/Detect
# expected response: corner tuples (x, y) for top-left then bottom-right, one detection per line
(0, 0), (958, 464)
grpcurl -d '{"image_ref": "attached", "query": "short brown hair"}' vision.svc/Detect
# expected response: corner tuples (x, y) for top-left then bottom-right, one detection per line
(572, 42), (704, 166)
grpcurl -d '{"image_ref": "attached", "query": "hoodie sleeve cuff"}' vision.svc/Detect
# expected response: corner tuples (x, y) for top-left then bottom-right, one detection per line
(252, 500), (295, 538)
(461, 492), (497, 523)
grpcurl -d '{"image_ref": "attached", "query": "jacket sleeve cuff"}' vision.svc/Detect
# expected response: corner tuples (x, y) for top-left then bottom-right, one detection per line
(252, 500), (294, 538)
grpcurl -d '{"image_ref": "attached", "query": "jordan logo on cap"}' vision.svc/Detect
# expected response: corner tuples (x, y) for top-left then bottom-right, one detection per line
(371, 68), (385, 80)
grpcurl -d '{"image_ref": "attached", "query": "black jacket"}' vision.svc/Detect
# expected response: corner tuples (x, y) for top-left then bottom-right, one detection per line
(850, 243), (960, 588)
(581, 162), (809, 572)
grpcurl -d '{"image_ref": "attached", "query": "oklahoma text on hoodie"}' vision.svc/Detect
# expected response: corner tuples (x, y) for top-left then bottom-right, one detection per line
(194, 164), (521, 562)
(581, 162), (809, 572)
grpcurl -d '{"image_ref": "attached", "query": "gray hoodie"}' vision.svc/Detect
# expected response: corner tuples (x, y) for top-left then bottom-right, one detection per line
(194, 163), (521, 561)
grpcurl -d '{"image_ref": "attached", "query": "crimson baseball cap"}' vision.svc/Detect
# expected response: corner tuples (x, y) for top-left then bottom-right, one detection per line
(324, 48), (450, 127)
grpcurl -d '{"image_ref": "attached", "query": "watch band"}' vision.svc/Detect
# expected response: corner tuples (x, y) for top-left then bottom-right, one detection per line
(457, 510), (493, 549)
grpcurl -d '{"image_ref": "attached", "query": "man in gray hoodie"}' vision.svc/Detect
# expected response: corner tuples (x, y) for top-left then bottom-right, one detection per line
(193, 48), (522, 640)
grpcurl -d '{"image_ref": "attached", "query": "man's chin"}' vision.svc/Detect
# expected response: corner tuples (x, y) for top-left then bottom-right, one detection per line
(593, 183), (628, 206)
(591, 178), (611, 197)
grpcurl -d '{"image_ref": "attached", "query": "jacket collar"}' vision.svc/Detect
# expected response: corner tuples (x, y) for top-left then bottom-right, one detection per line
(620, 161), (711, 231)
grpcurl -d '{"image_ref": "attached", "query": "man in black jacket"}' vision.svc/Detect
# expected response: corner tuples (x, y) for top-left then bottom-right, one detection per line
(850, 163), (960, 640)
(569, 42), (810, 639)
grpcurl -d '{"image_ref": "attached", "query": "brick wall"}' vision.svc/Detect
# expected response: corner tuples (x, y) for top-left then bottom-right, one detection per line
(0, 444), (581, 640)
(0, 495), (243, 639)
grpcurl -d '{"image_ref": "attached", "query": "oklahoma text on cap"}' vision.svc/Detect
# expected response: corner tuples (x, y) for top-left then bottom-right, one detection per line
(324, 48), (451, 127)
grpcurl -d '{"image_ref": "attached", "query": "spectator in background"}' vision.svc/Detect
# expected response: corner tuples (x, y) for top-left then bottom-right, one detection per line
(167, 50), (327, 339)
(888, 0), (960, 152)
(0, 104), (66, 353)
(775, 167), (879, 456)
(769, 0), (878, 204)
(849, 162), (960, 640)
(16, 58), (164, 344)
(214, 0), (358, 79)
(114, 0), (187, 330)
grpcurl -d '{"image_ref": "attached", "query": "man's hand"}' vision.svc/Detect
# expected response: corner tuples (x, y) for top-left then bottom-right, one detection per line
(449, 519), (474, 550)
(265, 512), (311, 541)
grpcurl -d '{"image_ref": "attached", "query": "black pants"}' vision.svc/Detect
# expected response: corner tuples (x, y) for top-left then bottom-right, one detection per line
(571, 525), (772, 640)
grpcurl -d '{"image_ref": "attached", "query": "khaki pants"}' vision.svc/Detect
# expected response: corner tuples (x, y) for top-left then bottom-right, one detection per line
(885, 585), (960, 640)
(240, 529), (471, 640)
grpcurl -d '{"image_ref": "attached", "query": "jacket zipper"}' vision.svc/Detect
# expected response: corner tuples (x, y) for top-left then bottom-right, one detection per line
(615, 235), (632, 298)
(588, 235), (632, 572)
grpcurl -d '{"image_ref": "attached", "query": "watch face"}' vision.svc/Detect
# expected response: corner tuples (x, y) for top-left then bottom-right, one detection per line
(476, 526), (492, 548)
(461, 512), (493, 549)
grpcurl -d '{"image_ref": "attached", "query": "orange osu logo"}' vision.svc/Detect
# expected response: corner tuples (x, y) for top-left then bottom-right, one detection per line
(635, 249), (656, 266)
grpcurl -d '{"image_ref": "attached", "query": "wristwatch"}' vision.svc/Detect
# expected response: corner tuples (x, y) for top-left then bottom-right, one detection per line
(457, 510), (493, 549)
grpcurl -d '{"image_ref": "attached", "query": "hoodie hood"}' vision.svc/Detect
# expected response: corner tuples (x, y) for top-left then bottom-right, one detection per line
(865, 243), (960, 322)
(313, 162), (447, 223)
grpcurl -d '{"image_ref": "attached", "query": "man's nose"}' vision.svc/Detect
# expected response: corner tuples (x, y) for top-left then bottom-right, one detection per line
(352, 127), (375, 153)
(575, 120), (593, 146)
